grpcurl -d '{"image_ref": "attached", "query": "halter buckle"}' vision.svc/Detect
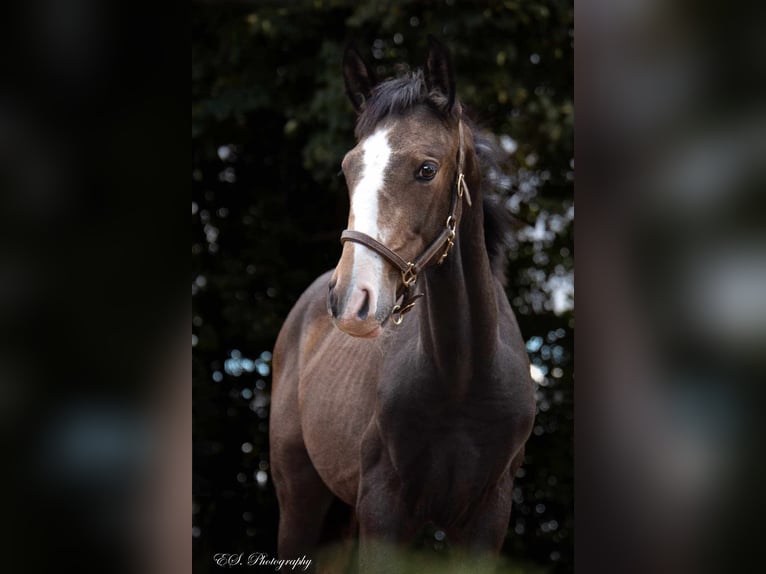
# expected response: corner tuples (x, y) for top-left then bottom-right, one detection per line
(437, 216), (457, 265)
(457, 172), (472, 207)
(401, 262), (417, 287)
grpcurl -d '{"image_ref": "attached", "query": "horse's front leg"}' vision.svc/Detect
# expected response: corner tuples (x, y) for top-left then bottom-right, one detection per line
(271, 437), (335, 571)
(449, 467), (515, 557)
(356, 430), (417, 574)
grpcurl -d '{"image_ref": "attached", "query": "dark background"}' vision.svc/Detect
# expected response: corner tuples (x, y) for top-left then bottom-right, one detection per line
(192, 1), (573, 572)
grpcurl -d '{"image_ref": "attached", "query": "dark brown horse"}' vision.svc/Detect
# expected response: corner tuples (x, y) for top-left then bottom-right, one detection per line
(270, 37), (535, 572)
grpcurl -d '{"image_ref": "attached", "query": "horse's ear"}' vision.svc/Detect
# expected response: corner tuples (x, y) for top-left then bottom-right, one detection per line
(343, 45), (376, 113)
(424, 35), (456, 113)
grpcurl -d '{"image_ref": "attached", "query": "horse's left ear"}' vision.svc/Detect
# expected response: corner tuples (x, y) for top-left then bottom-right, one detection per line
(424, 35), (456, 113)
(343, 45), (376, 113)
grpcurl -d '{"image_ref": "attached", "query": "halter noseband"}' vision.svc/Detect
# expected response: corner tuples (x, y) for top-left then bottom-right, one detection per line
(340, 120), (472, 325)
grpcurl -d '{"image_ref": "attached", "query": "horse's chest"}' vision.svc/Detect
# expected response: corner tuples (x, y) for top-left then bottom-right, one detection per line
(297, 333), (383, 504)
(387, 423), (511, 524)
(375, 386), (521, 519)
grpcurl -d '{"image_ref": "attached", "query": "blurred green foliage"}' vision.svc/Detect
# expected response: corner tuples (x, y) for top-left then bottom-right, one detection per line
(193, 1), (572, 572)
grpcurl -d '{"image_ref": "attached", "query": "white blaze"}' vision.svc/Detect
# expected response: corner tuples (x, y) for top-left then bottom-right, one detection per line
(349, 129), (391, 279)
(351, 128), (391, 238)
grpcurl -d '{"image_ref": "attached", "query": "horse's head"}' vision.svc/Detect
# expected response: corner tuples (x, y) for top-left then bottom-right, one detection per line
(328, 37), (468, 338)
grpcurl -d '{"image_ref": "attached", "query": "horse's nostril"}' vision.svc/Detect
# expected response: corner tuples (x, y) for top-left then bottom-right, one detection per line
(357, 289), (370, 321)
(329, 278), (337, 292)
(328, 288), (340, 318)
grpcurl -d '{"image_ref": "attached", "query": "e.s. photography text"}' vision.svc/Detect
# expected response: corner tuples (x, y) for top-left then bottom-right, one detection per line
(213, 552), (312, 571)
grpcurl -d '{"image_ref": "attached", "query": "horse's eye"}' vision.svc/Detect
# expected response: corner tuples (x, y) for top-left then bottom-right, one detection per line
(416, 162), (438, 181)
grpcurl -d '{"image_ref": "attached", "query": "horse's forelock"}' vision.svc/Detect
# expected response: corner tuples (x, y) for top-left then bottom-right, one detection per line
(354, 70), (455, 139)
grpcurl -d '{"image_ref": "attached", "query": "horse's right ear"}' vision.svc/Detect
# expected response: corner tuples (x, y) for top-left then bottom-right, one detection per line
(343, 45), (376, 113)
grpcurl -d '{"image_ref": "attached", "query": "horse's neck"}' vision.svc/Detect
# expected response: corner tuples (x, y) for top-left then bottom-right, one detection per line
(418, 194), (498, 386)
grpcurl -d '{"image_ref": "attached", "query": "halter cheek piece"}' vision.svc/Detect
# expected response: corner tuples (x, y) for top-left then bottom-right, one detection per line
(340, 120), (472, 325)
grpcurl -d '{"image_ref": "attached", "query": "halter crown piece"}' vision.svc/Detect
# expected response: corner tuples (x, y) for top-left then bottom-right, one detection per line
(340, 119), (472, 325)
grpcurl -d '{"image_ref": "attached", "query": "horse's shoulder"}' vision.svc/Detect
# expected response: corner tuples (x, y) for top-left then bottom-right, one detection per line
(273, 270), (334, 370)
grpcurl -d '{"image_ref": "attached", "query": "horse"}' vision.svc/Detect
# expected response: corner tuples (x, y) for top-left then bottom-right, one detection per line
(270, 37), (535, 572)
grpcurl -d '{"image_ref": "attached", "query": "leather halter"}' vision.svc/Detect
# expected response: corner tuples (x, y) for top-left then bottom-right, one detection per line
(340, 120), (472, 325)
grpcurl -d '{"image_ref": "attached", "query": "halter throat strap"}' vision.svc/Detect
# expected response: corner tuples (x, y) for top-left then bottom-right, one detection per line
(339, 119), (471, 324)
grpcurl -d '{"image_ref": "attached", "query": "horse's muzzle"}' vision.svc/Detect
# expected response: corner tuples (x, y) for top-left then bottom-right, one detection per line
(327, 279), (383, 338)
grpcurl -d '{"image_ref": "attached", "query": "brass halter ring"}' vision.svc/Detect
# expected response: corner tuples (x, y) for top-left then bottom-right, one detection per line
(401, 262), (417, 287)
(391, 300), (417, 325)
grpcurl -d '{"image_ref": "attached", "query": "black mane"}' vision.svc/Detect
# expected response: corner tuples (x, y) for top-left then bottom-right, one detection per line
(355, 69), (511, 284)
(355, 69), (452, 139)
